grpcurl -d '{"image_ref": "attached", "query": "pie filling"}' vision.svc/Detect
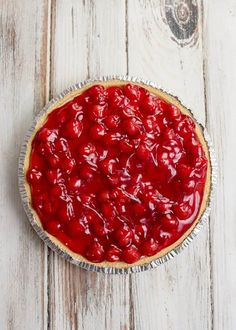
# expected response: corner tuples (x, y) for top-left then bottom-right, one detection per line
(26, 83), (208, 264)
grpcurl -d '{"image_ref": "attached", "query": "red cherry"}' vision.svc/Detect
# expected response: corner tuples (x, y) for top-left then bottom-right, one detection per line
(80, 164), (95, 180)
(61, 157), (75, 174)
(85, 211), (100, 226)
(48, 155), (60, 168)
(103, 132), (122, 146)
(143, 117), (156, 132)
(64, 120), (83, 139)
(37, 128), (58, 143)
(88, 104), (108, 121)
(98, 190), (111, 203)
(183, 179), (196, 192)
(32, 193), (47, 212)
(56, 232), (72, 247)
(115, 203), (127, 214)
(46, 169), (61, 184)
(108, 175), (120, 186)
(105, 245), (121, 262)
(99, 158), (116, 175)
(126, 185), (141, 199)
(119, 138), (134, 153)
(122, 117), (140, 136)
(36, 142), (54, 156)
(173, 202), (192, 220)
(195, 156), (207, 169)
(67, 176), (81, 191)
(157, 149), (171, 166)
(104, 114), (120, 129)
(101, 203), (115, 219)
(109, 94), (129, 109)
(134, 224), (147, 239)
(56, 108), (68, 125)
(90, 123), (105, 140)
(111, 188), (129, 203)
(136, 143), (151, 160)
(87, 85), (107, 105)
(118, 154), (131, 171)
(68, 233), (92, 254)
(160, 213), (179, 231)
(120, 105), (138, 119)
(80, 193), (93, 204)
(43, 200), (53, 214)
(27, 169), (42, 184)
(107, 86), (123, 100)
(155, 197), (173, 214)
(152, 224), (161, 241)
(92, 223), (106, 237)
(87, 84), (105, 95)
(79, 142), (96, 156)
(86, 241), (104, 263)
(157, 99), (169, 112)
(163, 128), (176, 140)
(190, 144), (204, 158)
(122, 246), (141, 263)
(168, 105), (181, 120)
(114, 226), (133, 247)
(44, 220), (61, 236)
(139, 87), (149, 100)
(66, 220), (85, 238)
(154, 115), (165, 132)
(51, 184), (63, 197)
(142, 94), (159, 114)
(74, 94), (86, 105)
(57, 202), (74, 223)
(70, 102), (83, 114)
(133, 203), (146, 217)
(142, 238), (159, 256)
(177, 164), (192, 179)
(124, 84), (141, 102)
(176, 116), (195, 137)
(112, 183), (123, 199)
(54, 138), (70, 154)
(30, 152), (45, 170)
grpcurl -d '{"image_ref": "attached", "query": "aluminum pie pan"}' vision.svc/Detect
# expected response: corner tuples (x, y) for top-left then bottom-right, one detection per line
(18, 75), (217, 274)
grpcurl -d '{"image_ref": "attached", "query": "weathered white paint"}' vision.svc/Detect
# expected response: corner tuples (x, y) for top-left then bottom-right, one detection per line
(0, 0), (235, 329)
(0, 1), (49, 329)
(204, 1), (236, 329)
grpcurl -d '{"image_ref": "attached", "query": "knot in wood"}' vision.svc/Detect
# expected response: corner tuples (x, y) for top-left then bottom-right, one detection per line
(164, 0), (198, 42)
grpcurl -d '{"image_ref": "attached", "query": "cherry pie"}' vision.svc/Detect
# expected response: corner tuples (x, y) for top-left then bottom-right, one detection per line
(24, 80), (211, 268)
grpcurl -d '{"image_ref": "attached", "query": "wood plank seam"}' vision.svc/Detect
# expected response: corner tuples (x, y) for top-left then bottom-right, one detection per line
(201, 1), (214, 329)
(125, 2), (135, 329)
(47, 0), (53, 329)
(125, 0), (129, 76)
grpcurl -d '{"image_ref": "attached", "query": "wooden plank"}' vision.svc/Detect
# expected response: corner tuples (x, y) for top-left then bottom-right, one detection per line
(204, 1), (236, 329)
(48, 1), (130, 329)
(0, 0), (50, 329)
(127, 1), (212, 329)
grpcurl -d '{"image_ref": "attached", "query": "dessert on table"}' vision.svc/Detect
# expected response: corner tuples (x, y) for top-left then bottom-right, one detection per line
(23, 80), (211, 269)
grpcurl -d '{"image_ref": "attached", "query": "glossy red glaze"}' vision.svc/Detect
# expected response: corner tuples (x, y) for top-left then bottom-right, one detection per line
(27, 83), (208, 264)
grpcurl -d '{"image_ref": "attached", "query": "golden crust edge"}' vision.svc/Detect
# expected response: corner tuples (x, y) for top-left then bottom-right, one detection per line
(23, 80), (211, 269)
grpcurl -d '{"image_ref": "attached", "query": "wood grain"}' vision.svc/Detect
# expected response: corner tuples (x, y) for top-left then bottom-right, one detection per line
(1, 0), (236, 329)
(203, 1), (236, 329)
(0, 1), (49, 329)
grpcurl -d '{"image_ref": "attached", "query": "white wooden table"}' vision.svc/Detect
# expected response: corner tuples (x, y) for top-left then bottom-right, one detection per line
(0, 1), (235, 329)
